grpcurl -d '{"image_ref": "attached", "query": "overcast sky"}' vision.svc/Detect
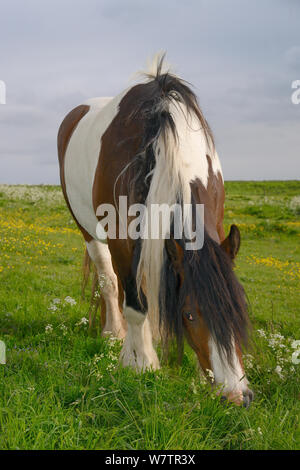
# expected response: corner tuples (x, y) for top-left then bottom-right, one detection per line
(0, 0), (299, 183)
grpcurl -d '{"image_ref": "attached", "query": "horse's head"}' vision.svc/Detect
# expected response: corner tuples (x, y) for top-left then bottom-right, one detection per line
(163, 224), (253, 407)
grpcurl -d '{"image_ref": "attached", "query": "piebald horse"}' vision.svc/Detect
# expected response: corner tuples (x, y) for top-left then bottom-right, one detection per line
(58, 56), (253, 407)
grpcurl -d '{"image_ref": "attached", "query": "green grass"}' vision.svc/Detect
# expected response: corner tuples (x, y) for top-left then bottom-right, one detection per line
(0, 181), (299, 450)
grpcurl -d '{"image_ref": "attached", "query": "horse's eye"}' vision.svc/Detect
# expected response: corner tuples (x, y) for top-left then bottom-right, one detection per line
(184, 312), (194, 321)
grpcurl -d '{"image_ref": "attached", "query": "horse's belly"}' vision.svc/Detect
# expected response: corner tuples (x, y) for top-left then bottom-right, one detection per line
(64, 93), (127, 240)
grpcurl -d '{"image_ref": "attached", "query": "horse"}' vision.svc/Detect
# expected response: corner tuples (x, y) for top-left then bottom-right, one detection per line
(57, 54), (253, 407)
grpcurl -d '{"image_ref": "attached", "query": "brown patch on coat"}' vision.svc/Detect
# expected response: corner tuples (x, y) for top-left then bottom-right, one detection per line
(91, 85), (147, 286)
(184, 314), (212, 374)
(190, 154), (225, 243)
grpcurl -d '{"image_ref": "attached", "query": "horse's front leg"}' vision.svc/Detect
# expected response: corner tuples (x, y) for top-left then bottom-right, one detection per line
(120, 285), (160, 371)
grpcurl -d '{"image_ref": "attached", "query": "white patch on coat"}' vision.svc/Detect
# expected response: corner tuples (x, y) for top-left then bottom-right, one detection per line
(120, 307), (160, 371)
(168, 99), (221, 187)
(86, 240), (126, 339)
(209, 337), (248, 394)
(211, 150), (223, 181)
(64, 92), (128, 240)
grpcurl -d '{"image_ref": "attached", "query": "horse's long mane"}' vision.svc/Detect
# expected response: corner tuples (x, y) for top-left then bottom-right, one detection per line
(127, 53), (248, 360)
(127, 54), (213, 337)
(123, 54), (214, 209)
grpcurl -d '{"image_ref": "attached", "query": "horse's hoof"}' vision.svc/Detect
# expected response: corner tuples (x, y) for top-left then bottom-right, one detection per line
(120, 348), (160, 372)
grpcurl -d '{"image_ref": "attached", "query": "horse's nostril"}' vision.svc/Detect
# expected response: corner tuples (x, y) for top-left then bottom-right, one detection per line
(242, 395), (250, 408)
(243, 389), (254, 408)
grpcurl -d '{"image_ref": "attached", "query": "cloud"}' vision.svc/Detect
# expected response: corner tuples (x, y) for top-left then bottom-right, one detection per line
(285, 46), (300, 70)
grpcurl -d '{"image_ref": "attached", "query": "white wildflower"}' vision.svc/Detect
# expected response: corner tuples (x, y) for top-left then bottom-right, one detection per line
(45, 324), (53, 334)
(291, 350), (300, 365)
(199, 373), (207, 385)
(268, 333), (285, 349)
(244, 354), (254, 369)
(94, 290), (101, 299)
(191, 379), (198, 394)
(93, 354), (104, 364)
(0, 184), (64, 205)
(108, 336), (118, 345)
(59, 324), (68, 335)
(273, 333), (284, 340)
(76, 317), (89, 327)
(206, 368), (215, 381)
(290, 195), (300, 213)
(257, 329), (266, 338)
(274, 365), (284, 379)
(48, 304), (58, 312)
(64, 296), (76, 306)
(291, 340), (300, 350)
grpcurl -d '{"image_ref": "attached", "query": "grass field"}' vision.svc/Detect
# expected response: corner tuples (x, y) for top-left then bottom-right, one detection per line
(0, 181), (299, 450)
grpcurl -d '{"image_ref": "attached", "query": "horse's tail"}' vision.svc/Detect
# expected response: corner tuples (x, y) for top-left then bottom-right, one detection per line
(81, 248), (92, 299)
(81, 248), (102, 329)
(135, 53), (214, 339)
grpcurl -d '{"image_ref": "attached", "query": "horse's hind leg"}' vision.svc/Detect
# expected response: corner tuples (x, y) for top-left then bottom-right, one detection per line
(86, 240), (127, 339)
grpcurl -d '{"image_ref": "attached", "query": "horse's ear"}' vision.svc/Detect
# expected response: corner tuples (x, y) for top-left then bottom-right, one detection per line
(165, 237), (184, 270)
(221, 224), (241, 260)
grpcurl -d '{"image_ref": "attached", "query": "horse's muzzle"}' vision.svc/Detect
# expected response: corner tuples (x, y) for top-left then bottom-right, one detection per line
(221, 388), (254, 408)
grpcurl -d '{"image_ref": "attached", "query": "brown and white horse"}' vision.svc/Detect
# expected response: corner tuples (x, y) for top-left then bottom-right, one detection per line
(58, 55), (253, 407)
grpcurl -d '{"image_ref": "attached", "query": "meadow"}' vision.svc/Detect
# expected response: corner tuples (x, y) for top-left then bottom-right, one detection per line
(0, 181), (299, 450)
